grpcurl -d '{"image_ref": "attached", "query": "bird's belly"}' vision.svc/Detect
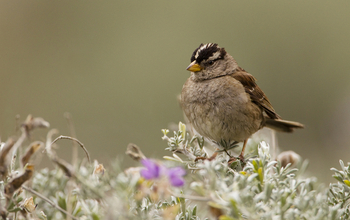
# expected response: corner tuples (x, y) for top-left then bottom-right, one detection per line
(191, 103), (262, 142)
(182, 79), (264, 143)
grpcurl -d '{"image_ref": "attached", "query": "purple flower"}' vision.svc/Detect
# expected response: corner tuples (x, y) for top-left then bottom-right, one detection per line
(140, 158), (186, 187)
(167, 167), (186, 187)
(140, 159), (161, 179)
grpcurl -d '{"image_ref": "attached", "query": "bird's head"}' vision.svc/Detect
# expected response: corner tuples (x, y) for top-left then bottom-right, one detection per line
(186, 43), (238, 81)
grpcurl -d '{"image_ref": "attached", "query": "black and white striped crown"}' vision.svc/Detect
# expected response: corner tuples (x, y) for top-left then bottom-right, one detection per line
(190, 43), (227, 64)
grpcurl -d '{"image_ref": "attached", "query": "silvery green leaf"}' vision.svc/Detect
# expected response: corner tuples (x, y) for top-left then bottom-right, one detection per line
(173, 153), (184, 163)
(163, 156), (182, 162)
(247, 173), (259, 182)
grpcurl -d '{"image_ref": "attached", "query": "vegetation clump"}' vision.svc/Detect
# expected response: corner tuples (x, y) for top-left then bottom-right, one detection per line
(0, 117), (348, 220)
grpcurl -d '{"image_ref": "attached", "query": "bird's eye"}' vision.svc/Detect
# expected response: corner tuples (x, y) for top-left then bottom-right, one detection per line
(208, 60), (214, 65)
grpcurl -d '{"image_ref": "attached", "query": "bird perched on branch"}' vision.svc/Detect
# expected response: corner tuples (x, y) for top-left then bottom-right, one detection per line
(180, 43), (304, 160)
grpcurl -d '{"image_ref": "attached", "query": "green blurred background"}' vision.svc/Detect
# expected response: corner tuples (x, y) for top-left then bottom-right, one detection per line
(1, 1), (350, 183)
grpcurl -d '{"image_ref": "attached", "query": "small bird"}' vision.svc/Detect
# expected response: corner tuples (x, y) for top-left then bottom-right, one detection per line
(181, 43), (304, 160)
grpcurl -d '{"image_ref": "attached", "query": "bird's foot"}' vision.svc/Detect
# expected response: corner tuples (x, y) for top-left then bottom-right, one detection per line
(239, 153), (245, 162)
(227, 154), (247, 169)
(223, 149), (231, 157)
(227, 156), (237, 165)
(194, 152), (218, 162)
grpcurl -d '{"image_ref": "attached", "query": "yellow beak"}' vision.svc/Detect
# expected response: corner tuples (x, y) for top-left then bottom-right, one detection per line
(186, 61), (202, 72)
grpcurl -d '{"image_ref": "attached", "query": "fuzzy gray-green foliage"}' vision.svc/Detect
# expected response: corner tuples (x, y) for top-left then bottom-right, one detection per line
(2, 121), (350, 219)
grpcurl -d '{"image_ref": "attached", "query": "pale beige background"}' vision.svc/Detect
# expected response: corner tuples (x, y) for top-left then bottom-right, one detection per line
(1, 1), (350, 183)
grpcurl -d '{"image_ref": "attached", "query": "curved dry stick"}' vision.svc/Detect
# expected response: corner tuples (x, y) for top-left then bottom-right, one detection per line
(64, 112), (79, 167)
(51, 136), (91, 163)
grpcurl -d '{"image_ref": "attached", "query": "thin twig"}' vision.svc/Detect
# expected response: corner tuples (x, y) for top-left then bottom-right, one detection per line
(51, 136), (90, 163)
(22, 185), (79, 220)
(64, 113), (78, 220)
(64, 113), (79, 167)
(14, 114), (20, 133)
(167, 189), (211, 202)
(175, 149), (197, 161)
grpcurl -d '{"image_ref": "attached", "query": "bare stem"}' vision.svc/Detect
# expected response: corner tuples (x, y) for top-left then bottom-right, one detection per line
(22, 185), (79, 220)
(64, 113), (78, 167)
(64, 113), (78, 220)
(51, 136), (90, 163)
(167, 189), (210, 202)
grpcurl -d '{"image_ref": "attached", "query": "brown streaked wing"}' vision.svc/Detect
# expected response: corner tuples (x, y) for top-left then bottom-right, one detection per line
(231, 68), (281, 119)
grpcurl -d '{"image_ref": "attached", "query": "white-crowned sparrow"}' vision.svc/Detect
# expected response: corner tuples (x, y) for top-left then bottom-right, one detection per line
(180, 43), (304, 160)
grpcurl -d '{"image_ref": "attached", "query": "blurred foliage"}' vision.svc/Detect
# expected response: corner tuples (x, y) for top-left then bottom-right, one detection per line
(0, 118), (349, 219)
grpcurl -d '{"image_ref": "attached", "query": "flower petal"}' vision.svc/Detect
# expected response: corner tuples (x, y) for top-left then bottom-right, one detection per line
(170, 176), (185, 187)
(167, 167), (186, 187)
(140, 159), (160, 179)
(168, 167), (186, 176)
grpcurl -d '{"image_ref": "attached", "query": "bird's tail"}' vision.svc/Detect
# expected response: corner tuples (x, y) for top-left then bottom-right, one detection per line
(265, 119), (304, 132)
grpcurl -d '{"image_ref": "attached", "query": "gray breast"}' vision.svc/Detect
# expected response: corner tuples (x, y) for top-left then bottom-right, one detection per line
(181, 76), (264, 143)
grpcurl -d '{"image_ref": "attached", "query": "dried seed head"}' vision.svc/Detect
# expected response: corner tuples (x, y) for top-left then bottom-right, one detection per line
(277, 151), (301, 168)
(22, 115), (50, 136)
(22, 197), (36, 213)
(21, 141), (43, 167)
(5, 165), (34, 197)
(126, 143), (146, 161)
(93, 163), (105, 177)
